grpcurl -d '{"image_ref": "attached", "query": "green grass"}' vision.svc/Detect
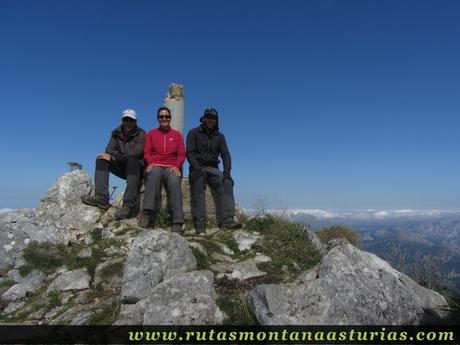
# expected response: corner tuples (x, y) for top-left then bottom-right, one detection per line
(0, 278), (15, 290)
(316, 225), (361, 248)
(190, 247), (210, 270)
(47, 290), (61, 309)
(214, 230), (240, 253)
(88, 299), (120, 325)
(21, 241), (104, 280)
(249, 215), (322, 283)
(98, 260), (124, 280)
(215, 276), (278, 325)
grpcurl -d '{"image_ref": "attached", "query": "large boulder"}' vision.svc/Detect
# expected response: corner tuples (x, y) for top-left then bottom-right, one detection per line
(247, 240), (448, 325)
(143, 271), (224, 325)
(121, 230), (197, 304)
(0, 171), (100, 273)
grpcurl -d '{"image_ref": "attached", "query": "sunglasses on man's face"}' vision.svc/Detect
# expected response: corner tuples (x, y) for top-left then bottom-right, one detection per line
(122, 118), (136, 123)
(158, 115), (171, 120)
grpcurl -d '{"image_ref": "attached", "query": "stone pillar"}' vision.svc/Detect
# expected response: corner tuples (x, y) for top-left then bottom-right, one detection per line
(164, 83), (184, 135)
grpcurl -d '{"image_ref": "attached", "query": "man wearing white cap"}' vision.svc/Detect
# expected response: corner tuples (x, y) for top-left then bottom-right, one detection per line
(82, 109), (145, 220)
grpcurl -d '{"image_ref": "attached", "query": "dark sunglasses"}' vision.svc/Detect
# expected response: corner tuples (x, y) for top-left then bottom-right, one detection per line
(122, 118), (136, 123)
(158, 115), (171, 120)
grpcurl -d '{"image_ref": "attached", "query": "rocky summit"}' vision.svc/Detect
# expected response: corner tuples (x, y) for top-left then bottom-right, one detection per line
(0, 171), (452, 325)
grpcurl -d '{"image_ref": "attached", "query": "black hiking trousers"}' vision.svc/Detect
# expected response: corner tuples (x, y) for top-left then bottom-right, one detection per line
(94, 158), (144, 208)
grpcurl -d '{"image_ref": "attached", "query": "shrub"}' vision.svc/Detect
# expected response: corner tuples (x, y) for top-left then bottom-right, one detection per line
(316, 225), (361, 248)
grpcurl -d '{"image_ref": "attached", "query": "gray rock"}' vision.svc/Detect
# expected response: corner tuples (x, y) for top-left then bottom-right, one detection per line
(104, 246), (126, 256)
(216, 242), (234, 255)
(77, 247), (92, 258)
(211, 252), (235, 263)
(189, 242), (207, 256)
(247, 241), (448, 325)
(3, 301), (25, 314)
(233, 230), (262, 251)
(7, 269), (45, 293)
(231, 259), (266, 280)
(2, 284), (28, 302)
(0, 172), (100, 274)
(254, 253), (271, 263)
(143, 271), (223, 325)
(94, 258), (125, 290)
(121, 230), (196, 304)
(47, 268), (91, 292)
(51, 305), (93, 325)
(115, 300), (148, 325)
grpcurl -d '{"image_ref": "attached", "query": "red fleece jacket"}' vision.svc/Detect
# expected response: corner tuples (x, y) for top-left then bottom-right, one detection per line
(144, 127), (185, 168)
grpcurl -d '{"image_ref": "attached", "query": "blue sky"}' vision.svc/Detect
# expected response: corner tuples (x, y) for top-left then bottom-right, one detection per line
(0, 0), (459, 210)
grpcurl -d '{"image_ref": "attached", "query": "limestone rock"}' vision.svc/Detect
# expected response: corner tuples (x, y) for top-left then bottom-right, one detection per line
(34, 171), (101, 243)
(247, 241), (448, 325)
(121, 230), (196, 304)
(233, 230), (262, 251)
(94, 258), (125, 290)
(143, 271), (224, 325)
(47, 268), (91, 292)
(2, 284), (28, 302)
(51, 305), (93, 325)
(7, 269), (45, 294)
(231, 259), (266, 280)
(77, 247), (92, 258)
(3, 301), (26, 314)
(0, 171), (100, 274)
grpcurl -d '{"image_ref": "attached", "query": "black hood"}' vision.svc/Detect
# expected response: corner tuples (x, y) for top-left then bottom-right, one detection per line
(199, 115), (220, 132)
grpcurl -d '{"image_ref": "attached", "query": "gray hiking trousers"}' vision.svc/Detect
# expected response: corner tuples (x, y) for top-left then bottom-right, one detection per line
(143, 166), (184, 224)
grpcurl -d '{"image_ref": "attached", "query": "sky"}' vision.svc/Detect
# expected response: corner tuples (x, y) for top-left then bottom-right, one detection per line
(0, 0), (459, 210)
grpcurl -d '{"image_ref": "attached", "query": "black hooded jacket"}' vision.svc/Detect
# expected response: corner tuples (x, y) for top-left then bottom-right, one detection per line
(105, 126), (145, 163)
(186, 117), (231, 173)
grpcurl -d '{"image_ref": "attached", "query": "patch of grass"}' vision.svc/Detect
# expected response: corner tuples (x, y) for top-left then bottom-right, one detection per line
(99, 260), (124, 279)
(316, 225), (361, 248)
(21, 241), (105, 280)
(0, 278), (15, 290)
(193, 239), (223, 256)
(214, 230), (239, 253)
(251, 215), (321, 283)
(89, 299), (120, 325)
(47, 290), (61, 309)
(244, 214), (276, 233)
(215, 276), (276, 325)
(22, 242), (68, 274)
(190, 247), (209, 270)
(18, 265), (33, 277)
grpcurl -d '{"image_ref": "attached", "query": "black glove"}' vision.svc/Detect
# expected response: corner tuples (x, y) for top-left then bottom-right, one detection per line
(223, 171), (234, 186)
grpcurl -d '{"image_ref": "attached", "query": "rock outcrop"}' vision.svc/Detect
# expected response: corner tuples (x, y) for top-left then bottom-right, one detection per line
(247, 239), (449, 325)
(0, 170), (453, 326)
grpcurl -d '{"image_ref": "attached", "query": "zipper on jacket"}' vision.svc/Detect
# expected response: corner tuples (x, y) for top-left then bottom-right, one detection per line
(163, 133), (166, 153)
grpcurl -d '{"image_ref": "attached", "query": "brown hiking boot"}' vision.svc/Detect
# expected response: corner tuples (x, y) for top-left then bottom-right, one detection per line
(115, 204), (133, 220)
(138, 210), (155, 228)
(81, 195), (110, 211)
(221, 220), (242, 230)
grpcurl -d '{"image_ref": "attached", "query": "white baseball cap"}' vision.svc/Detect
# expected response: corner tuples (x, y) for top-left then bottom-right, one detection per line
(121, 108), (137, 120)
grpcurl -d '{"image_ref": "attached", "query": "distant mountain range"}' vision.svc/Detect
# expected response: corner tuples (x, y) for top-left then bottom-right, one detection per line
(246, 208), (460, 292)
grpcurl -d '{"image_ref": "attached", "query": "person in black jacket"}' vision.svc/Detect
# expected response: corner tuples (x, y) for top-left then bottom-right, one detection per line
(82, 109), (145, 220)
(186, 108), (242, 234)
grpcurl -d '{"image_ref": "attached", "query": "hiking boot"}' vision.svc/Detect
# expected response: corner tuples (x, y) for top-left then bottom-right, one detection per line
(81, 195), (110, 210)
(171, 223), (183, 234)
(138, 210), (155, 228)
(195, 227), (206, 235)
(115, 204), (133, 220)
(221, 220), (242, 230)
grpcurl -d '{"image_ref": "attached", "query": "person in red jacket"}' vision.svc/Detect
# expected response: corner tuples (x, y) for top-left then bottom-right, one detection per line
(139, 107), (185, 232)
